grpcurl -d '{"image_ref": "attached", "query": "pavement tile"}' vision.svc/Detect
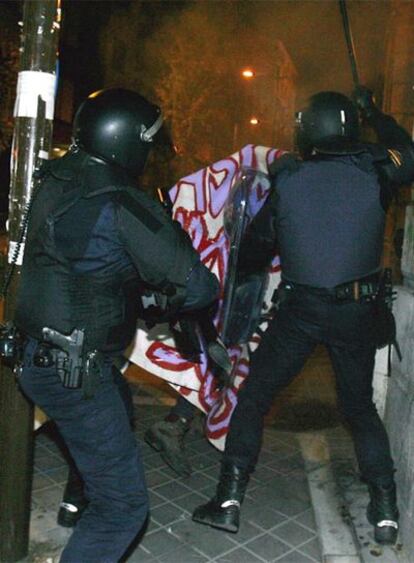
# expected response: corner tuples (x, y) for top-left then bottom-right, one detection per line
(266, 454), (305, 475)
(257, 450), (279, 465)
(34, 432), (51, 445)
(186, 433), (206, 446)
(142, 452), (170, 470)
(266, 477), (310, 503)
(170, 520), (237, 558)
(147, 488), (168, 509)
(28, 525), (71, 557)
(185, 471), (216, 491)
(153, 479), (193, 501)
(297, 537), (322, 561)
(125, 546), (158, 562)
(157, 544), (209, 562)
(244, 533), (291, 561)
(29, 507), (63, 541)
(42, 466), (69, 485)
(189, 438), (219, 455)
(214, 546), (265, 562)
(42, 440), (65, 455)
(34, 455), (67, 472)
(294, 508), (317, 532)
(150, 502), (187, 527)
(28, 394), (323, 563)
(145, 515), (162, 535)
(266, 446), (298, 458)
(167, 518), (201, 543)
(272, 497), (310, 518)
(172, 491), (210, 514)
(139, 527), (186, 557)
(243, 503), (287, 530)
(251, 465), (283, 483)
(32, 472), (56, 491)
(34, 484), (64, 511)
(271, 520), (315, 547)
(145, 468), (175, 488)
(230, 518), (264, 543)
(137, 440), (158, 457)
(191, 453), (221, 471)
(274, 548), (317, 562)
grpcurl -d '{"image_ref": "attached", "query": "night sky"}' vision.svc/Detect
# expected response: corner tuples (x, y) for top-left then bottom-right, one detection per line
(250, 0), (390, 105)
(130, 0), (391, 107)
(57, 0), (392, 109)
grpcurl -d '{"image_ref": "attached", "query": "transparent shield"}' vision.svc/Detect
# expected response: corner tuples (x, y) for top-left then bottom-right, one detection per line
(220, 167), (272, 346)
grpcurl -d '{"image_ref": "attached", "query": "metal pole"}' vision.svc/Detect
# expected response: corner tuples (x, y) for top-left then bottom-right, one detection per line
(338, 0), (361, 88)
(0, 2), (60, 560)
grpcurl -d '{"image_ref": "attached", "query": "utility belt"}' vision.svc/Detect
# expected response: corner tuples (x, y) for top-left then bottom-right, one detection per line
(328, 274), (379, 302)
(280, 273), (380, 303)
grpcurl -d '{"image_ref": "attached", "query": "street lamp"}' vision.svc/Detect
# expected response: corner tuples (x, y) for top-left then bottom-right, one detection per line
(249, 117), (260, 125)
(241, 68), (255, 79)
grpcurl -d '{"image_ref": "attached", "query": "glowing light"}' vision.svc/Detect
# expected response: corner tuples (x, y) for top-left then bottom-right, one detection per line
(249, 117), (259, 125)
(241, 68), (255, 79)
(88, 90), (103, 99)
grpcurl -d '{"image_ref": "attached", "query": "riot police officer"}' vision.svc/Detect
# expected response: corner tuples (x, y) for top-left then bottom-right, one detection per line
(192, 88), (414, 546)
(15, 88), (219, 562)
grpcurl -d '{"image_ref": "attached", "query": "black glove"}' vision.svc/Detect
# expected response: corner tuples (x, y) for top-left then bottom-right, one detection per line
(352, 86), (376, 119)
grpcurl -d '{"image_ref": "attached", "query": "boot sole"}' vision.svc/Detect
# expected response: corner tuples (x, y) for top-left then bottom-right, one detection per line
(192, 513), (238, 533)
(367, 510), (398, 545)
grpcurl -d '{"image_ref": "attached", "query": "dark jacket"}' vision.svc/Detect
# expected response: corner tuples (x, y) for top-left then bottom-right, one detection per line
(15, 149), (219, 352)
(240, 109), (414, 287)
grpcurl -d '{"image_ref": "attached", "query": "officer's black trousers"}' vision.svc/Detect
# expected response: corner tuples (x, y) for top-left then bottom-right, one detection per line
(224, 286), (395, 485)
(19, 339), (149, 563)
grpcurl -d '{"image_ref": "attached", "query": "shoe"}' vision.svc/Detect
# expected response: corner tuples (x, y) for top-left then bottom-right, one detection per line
(145, 417), (192, 477)
(57, 500), (87, 528)
(367, 482), (399, 545)
(192, 463), (249, 533)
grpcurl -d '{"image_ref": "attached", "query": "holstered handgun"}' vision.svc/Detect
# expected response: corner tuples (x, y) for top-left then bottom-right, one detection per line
(42, 326), (104, 397)
(42, 327), (85, 388)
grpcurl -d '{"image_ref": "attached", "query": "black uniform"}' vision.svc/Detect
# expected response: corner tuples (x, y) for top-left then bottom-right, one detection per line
(225, 143), (413, 476)
(192, 91), (414, 544)
(16, 148), (218, 563)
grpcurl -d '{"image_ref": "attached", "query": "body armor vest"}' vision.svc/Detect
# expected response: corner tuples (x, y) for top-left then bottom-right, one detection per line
(15, 151), (142, 352)
(275, 153), (385, 288)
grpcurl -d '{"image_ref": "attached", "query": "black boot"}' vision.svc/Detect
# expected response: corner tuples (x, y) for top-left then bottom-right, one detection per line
(367, 482), (399, 545)
(192, 463), (249, 533)
(57, 467), (88, 528)
(145, 415), (192, 477)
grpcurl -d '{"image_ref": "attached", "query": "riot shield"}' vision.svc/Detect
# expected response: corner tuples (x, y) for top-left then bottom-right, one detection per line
(220, 167), (272, 346)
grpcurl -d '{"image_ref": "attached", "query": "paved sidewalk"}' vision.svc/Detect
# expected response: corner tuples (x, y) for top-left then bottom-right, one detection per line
(21, 348), (408, 562)
(27, 396), (321, 563)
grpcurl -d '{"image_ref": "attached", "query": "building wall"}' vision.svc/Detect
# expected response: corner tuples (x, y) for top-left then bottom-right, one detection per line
(384, 287), (414, 560)
(381, 0), (414, 279)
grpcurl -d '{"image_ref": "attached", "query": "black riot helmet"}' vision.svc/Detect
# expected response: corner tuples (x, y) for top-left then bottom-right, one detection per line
(72, 88), (164, 176)
(295, 91), (362, 158)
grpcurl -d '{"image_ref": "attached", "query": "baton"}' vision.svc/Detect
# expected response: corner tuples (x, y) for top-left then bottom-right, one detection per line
(338, 0), (360, 88)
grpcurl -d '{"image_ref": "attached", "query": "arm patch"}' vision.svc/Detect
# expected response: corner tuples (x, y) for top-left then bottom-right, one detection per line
(387, 149), (402, 168)
(118, 191), (163, 233)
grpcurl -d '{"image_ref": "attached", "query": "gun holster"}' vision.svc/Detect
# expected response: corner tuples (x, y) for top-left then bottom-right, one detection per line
(41, 327), (105, 397)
